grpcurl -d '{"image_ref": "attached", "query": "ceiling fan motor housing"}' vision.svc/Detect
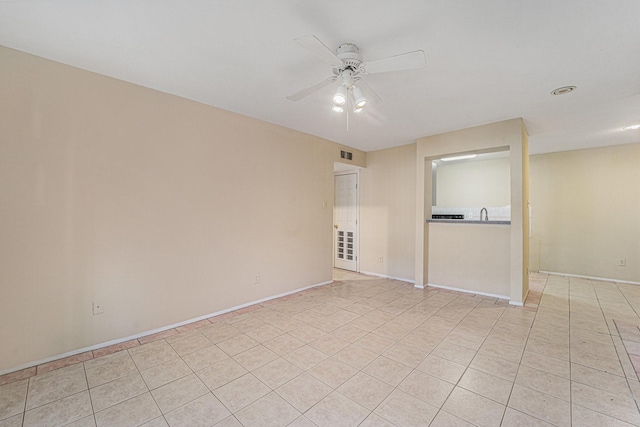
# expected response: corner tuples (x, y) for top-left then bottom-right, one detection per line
(336, 43), (363, 73)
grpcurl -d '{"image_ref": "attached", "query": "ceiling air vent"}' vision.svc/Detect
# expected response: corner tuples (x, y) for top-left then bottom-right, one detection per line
(340, 150), (353, 160)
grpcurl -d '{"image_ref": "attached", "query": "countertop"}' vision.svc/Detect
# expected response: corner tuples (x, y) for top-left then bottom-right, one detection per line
(428, 219), (511, 225)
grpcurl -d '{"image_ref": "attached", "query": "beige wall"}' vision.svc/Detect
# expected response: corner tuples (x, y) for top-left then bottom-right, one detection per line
(359, 144), (416, 281)
(530, 143), (640, 282)
(0, 46), (365, 372)
(436, 157), (510, 207)
(429, 223), (511, 297)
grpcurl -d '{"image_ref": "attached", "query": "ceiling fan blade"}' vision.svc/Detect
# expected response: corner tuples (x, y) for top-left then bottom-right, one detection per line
(294, 35), (343, 67)
(355, 78), (382, 104)
(362, 50), (426, 74)
(287, 76), (337, 101)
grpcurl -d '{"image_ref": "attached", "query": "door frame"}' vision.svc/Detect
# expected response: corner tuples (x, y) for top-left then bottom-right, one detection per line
(333, 169), (360, 273)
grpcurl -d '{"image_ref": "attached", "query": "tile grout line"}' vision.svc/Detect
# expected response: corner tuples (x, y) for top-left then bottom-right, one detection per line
(304, 287), (432, 426)
(338, 286), (471, 424)
(568, 277), (574, 427)
(616, 284), (640, 321)
(446, 299), (503, 426)
(585, 278), (630, 383)
(611, 320), (640, 414)
(362, 289), (471, 426)
(81, 361), (95, 427)
(500, 272), (550, 426)
(21, 371), (31, 426)
(407, 294), (467, 426)
(569, 277), (640, 425)
(613, 284), (640, 385)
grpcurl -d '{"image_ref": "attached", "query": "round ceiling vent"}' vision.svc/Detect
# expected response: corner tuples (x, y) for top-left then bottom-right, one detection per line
(551, 86), (577, 96)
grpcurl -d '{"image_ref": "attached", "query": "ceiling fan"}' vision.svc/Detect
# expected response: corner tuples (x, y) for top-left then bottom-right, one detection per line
(287, 35), (426, 114)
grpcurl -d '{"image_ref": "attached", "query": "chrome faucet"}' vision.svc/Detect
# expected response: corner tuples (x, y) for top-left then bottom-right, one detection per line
(480, 207), (488, 221)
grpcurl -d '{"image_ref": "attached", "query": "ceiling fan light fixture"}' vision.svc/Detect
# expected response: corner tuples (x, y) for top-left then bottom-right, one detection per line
(333, 85), (347, 106)
(352, 86), (367, 109)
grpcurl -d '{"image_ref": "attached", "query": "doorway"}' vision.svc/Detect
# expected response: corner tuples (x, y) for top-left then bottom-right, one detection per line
(334, 171), (359, 272)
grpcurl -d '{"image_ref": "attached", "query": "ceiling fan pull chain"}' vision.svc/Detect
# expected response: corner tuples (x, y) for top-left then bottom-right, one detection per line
(346, 101), (350, 132)
(346, 88), (350, 132)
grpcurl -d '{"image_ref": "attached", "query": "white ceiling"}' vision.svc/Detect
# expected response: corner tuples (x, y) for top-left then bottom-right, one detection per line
(1, 1), (639, 154)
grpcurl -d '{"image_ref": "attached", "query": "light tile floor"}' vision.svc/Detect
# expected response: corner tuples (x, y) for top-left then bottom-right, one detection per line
(2, 270), (640, 426)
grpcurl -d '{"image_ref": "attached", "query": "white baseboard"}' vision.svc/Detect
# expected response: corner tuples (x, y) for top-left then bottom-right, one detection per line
(508, 288), (529, 307)
(539, 271), (640, 286)
(427, 282), (510, 301)
(0, 279), (333, 377)
(358, 270), (415, 284)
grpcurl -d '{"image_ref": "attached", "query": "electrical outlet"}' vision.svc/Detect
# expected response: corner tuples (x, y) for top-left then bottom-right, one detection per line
(619, 259), (626, 267)
(468, 212), (473, 219)
(92, 301), (104, 315)
(254, 274), (260, 284)
(379, 256), (384, 263)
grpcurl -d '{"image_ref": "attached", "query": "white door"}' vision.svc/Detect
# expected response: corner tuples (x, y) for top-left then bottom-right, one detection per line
(334, 173), (358, 271)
